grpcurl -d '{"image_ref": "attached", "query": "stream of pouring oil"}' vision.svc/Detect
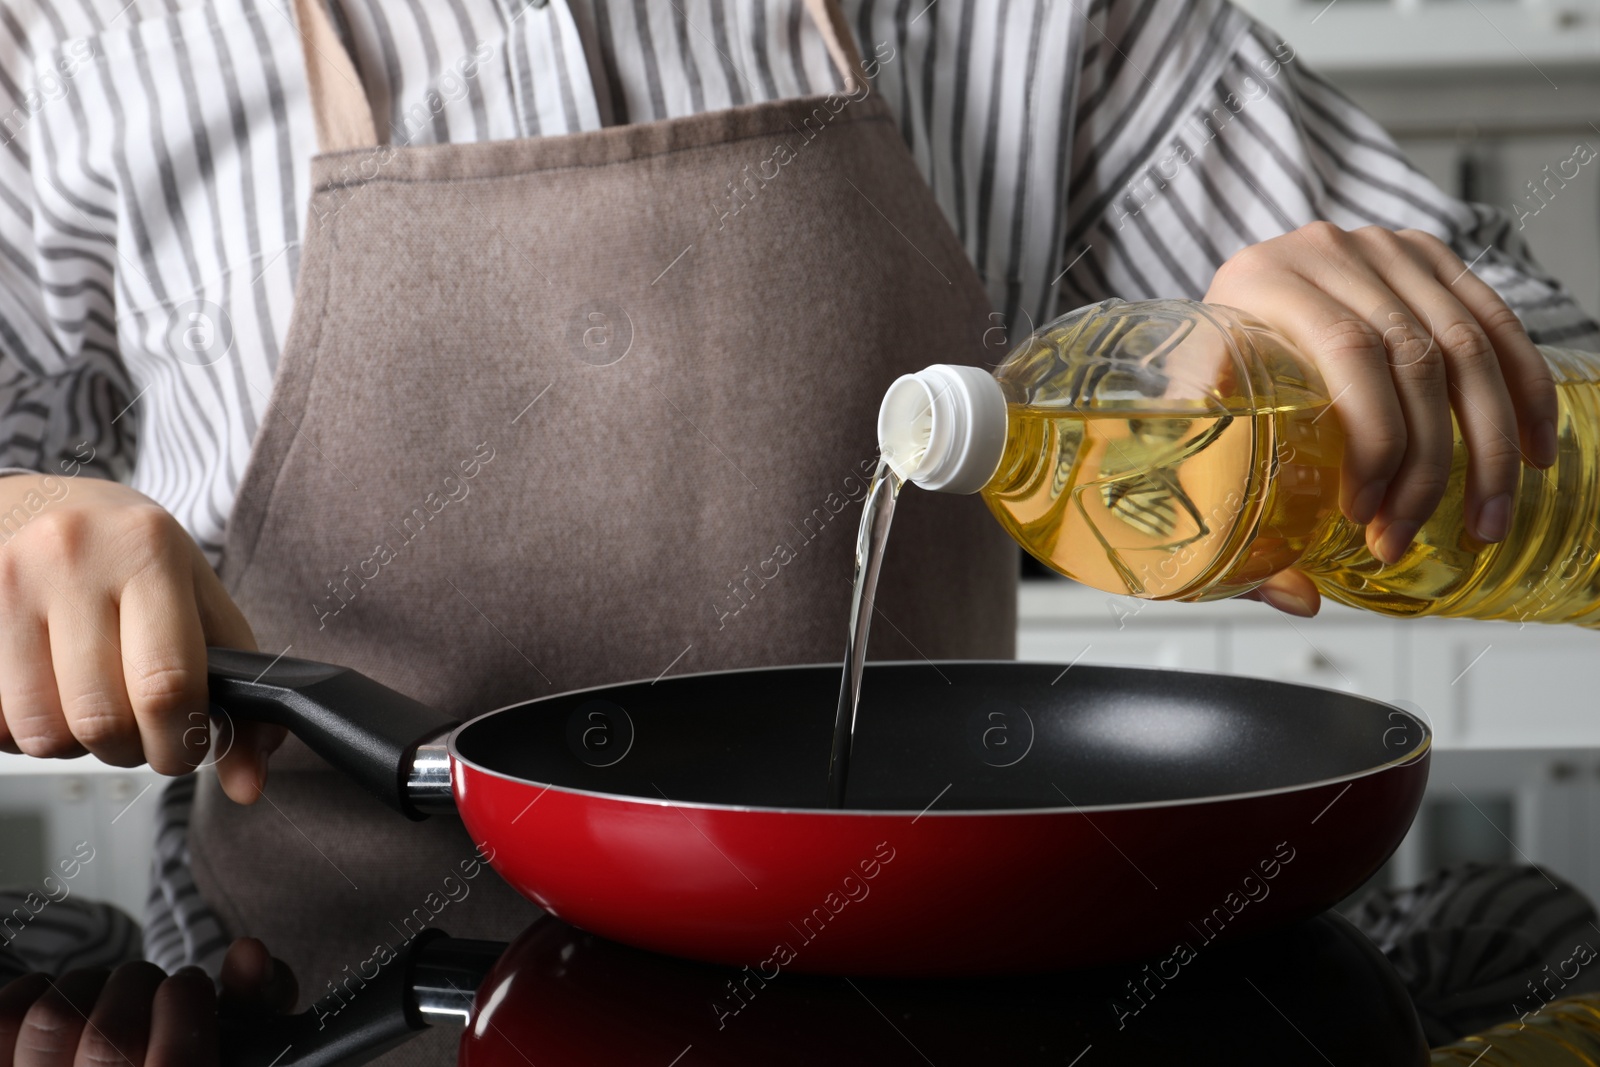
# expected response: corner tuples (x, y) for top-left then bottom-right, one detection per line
(826, 457), (903, 808)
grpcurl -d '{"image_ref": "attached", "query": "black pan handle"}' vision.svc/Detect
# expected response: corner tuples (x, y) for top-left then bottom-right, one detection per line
(217, 929), (486, 1067)
(207, 648), (458, 819)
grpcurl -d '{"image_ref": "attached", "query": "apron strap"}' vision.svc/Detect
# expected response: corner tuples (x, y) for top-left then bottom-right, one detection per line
(290, 0), (867, 154)
(803, 0), (870, 95)
(290, 0), (379, 152)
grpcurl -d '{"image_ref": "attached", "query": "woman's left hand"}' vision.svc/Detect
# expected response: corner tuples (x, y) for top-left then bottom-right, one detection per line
(1203, 222), (1559, 617)
(0, 938), (296, 1067)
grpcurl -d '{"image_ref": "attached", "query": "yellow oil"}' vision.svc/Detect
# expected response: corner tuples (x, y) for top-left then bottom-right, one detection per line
(982, 345), (1600, 625)
(1430, 992), (1600, 1065)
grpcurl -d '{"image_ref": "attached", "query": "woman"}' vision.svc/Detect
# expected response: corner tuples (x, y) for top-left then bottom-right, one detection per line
(0, 0), (1591, 1062)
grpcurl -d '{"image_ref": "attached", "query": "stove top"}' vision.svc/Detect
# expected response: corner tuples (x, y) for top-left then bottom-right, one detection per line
(223, 909), (1427, 1067)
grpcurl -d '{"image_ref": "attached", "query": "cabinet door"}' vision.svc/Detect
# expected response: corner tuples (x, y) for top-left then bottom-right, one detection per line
(1411, 621), (1600, 748)
(1492, 134), (1600, 319)
(1226, 622), (1403, 701)
(0, 772), (160, 924)
(1233, 0), (1600, 70)
(1016, 623), (1221, 671)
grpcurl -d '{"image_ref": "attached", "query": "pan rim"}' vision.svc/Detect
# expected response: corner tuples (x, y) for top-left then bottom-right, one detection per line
(445, 660), (1433, 818)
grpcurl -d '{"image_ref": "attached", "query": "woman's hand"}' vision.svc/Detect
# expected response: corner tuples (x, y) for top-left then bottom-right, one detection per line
(0, 474), (280, 802)
(1205, 222), (1557, 617)
(0, 938), (297, 1066)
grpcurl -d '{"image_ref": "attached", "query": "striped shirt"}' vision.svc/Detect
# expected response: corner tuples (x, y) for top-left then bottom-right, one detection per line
(0, 891), (142, 982)
(1347, 863), (1600, 1044)
(0, 0), (1592, 974)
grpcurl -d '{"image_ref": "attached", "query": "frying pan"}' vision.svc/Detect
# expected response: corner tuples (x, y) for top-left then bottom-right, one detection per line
(206, 648), (1430, 977)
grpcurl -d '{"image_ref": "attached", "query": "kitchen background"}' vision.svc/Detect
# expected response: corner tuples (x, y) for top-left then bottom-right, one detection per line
(3, 0), (1600, 929)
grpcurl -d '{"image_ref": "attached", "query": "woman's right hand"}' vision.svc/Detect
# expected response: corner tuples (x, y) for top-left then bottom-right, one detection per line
(0, 473), (280, 802)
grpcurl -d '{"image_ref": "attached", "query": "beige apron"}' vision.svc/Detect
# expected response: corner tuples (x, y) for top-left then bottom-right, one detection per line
(190, 1), (1016, 1060)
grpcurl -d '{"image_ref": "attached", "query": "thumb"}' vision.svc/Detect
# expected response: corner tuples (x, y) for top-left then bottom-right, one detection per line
(1249, 569), (1321, 618)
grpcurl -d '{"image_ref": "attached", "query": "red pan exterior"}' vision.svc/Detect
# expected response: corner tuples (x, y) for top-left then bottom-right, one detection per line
(451, 747), (1428, 977)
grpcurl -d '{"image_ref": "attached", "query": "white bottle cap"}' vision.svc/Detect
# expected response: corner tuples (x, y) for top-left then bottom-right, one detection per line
(877, 364), (1008, 494)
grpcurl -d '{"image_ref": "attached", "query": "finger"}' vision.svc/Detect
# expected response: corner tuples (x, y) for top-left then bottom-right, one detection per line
(1361, 233), (1523, 542)
(146, 968), (217, 1067)
(190, 558), (254, 655)
(212, 717), (287, 807)
(119, 563), (211, 776)
(1403, 230), (1559, 467)
(1368, 307), (1455, 564)
(1220, 278), (1407, 524)
(0, 608), (79, 760)
(0, 975), (51, 1064)
(15, 969), (108, 1067)
(220, 939), (297, 1015)
(1254, 570), (1321, 617)
(1286, 236), (1457, 561)
(192, 562), (280, 806)
(46, 593), (142, 767)
(219, 938), (269, 1009)
(78, 961), (166, 1067)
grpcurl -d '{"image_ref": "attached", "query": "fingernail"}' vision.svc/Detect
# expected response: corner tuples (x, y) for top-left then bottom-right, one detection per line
(1476, 493), (1512, 542)
(1375, 520), (1420, 565)
(1535, 419), (1558, 468)
(1258, 586), (1315, 617)
(1352, 481), (1387, 524)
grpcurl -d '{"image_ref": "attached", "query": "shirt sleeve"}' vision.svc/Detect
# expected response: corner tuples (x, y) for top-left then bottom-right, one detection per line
(1059, 0), (1600, 351)
(0, 27), (134, 482)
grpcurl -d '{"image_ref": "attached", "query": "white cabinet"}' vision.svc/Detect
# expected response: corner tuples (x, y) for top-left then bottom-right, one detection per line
(1412, 747), (1600, 903)
(1411, 621), (1600, 748)
(1235, 0), (1600, 71)
(1490, 133), (1600, 320)
(0, 772), (161, 925)
(1016, 624), (1222, 671)
(1226, 621), (1405, 699)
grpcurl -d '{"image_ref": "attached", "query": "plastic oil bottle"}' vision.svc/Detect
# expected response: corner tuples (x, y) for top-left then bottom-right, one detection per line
(877, 298), (1600, 623)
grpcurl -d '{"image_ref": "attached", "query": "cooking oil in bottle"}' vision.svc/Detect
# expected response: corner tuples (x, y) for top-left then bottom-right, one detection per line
(877, 298), (1600, 625)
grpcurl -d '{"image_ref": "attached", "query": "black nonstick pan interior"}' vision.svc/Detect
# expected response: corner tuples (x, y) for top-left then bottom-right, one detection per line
(453, 662), (1428, 811)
